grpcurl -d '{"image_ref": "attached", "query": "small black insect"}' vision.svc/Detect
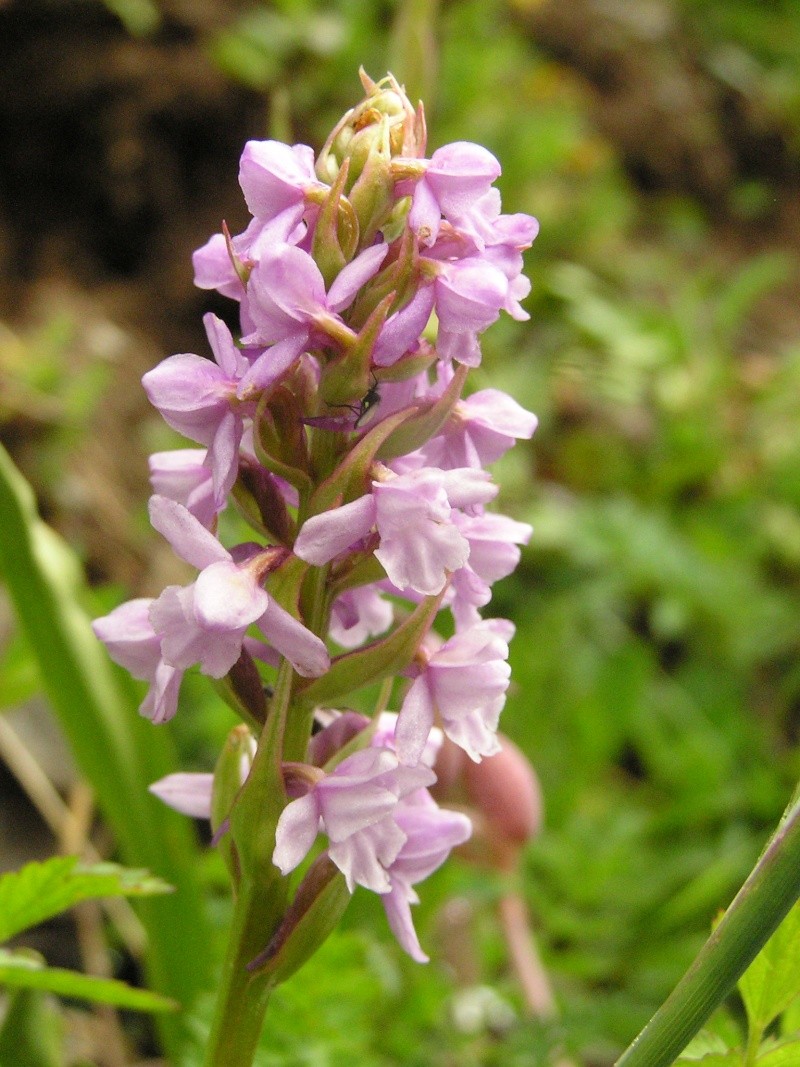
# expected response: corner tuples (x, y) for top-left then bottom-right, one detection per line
(354, 372), (381, 427)
(304, 372), (381, 431)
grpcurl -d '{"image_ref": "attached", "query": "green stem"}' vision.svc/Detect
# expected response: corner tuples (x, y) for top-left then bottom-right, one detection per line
(615, 794), (800, 1067)
(743, 1022), (763, 1067)
(202, 873), (276, 1067)
(203, 662), (296, 1067)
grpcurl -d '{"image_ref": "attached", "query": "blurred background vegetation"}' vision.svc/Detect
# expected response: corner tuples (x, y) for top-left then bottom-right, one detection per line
(1, 0), (800, 1063)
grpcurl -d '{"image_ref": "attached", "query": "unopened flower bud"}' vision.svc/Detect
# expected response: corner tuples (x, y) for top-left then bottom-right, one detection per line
(317, 71), (420, 185)
(433, 734), (542, 871)
(212, 724), (256, 838)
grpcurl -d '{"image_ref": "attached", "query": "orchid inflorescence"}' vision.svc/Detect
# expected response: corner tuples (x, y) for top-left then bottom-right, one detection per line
(93, 70), (538, 969)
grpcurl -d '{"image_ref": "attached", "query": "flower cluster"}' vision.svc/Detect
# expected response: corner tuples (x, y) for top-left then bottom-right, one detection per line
(93, 72), (537, 967)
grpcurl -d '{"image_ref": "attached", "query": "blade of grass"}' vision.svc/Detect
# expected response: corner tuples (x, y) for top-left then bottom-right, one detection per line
(0, 443), (212, 1058)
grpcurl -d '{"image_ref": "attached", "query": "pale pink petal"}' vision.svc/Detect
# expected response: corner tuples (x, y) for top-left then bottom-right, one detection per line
(92, 598), (159, 679)
(149, 496), (230, 570)
(395, 676), (436, 766)
(294, 495), (376, 565)
(149, 773), (213, 818)
(140, 660), (183, 724)
(257, 599), (330, 678)
(383, 881), (428, 962)
(210, 410), (243, 506)
(328, 819), (406, 894)
(238, 335), (306, 394)
(273, 793), (321, 874)
(373, 286), (436, 367)
(327, 243), (388, 312)
(407, 178), (441, 246)
(193, 560), (270, 631)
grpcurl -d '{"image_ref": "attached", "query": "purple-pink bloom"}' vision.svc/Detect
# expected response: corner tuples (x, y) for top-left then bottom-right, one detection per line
(293, 466), (497, 597)
(396, 619), (514, 765)
(425, 254), (510, 366)
(192, 211), (308, 305)
(148, 449), (218, 528)
(238, 140), (323, 222)
(329, 585), (394, 649)
(149, 773), (214, 819)
(92, 598), (184, 724)
(407, 142), (501, 248)
(382, 791), (472, 962)
(417, 389), (538, 470)
(447, 510), (533, 628)
(149, 734), (254, 818)
(273, 747), (435, 893)
(148, 495), (329, 679)
(143, 314), (301, 506)
(243, 242), (387, 351)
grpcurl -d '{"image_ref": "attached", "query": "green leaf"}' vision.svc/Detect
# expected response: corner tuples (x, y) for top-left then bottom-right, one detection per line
(0, 950), (177, 1014)
(757, 1037), (800, 1065)
(0, 857), (171, 944)
(675, 1056), (740, 1066)
(297, 591), (444, 705)
(250, 856), (351, 986)
(677, 1031), (734, 1060)
(739, 900), (800, 1033)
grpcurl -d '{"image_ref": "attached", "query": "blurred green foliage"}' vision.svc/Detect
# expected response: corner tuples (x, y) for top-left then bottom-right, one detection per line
(4, 0), (800, 1063)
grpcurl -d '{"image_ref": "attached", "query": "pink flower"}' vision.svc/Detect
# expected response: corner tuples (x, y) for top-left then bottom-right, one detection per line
(382, 791), (472, 962)
(143, 314), (302, 506)
(242, 242), (387, 350)
(418, 389), (538, 470)
(238, 140), (324, 222)
(396, 619), (514, 765)
(329, 585), (394, 649)
(91, 599), (183, 724)
(449, 511), (533, 628)
(425, 253), (510, 366)
(294, 466), (497, 597)
(273, 747), (435, 893)
(407, 142), (501, 247)
(149, 734), (255, 818)
(148, 449), (218, 528)
(148, 495), (329, 679)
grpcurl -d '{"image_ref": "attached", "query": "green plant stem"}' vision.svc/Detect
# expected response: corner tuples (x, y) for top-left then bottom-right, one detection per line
(203, 661), (296, 1067)
(202, 872), (276, 1067)
(743, 1022), (763, 1067)
(615, 793), (800, 1067)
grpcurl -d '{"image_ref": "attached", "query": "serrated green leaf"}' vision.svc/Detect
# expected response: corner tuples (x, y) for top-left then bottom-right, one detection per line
(757, 1036), (800, 1065)
(677, 1031), (734, 1060)
(0, 857), (172, 944)
(0, 949), (177, 1013)
(739, 901), (800, 1033)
